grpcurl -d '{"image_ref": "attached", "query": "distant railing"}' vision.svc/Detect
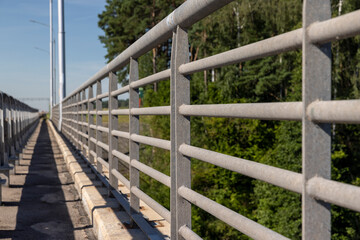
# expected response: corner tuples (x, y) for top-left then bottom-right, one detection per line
(0, 91), (39, 170)
(51, 0), (360, 239)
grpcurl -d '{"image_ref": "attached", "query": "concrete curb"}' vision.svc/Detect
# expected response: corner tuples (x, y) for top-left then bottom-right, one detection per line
(47, 120), (147, 240)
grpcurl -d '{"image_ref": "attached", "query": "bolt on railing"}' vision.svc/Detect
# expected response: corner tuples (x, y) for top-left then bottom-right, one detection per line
(51, 0), (360, 239)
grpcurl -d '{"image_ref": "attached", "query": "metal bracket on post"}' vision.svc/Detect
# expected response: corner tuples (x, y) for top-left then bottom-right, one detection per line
(302, 0), (332, 239)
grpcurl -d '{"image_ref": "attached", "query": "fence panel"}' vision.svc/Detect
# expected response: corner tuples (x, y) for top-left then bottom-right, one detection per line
(52, 0), (360, 239)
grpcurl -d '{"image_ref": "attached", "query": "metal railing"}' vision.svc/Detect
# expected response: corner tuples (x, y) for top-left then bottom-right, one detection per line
(51, 0), (360, 239)
(0, 91), (39, 172)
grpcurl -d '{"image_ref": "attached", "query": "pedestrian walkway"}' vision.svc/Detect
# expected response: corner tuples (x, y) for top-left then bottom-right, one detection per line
(0, 119), (95, 240)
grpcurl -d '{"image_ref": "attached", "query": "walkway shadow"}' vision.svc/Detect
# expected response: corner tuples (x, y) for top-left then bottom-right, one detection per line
(0, 121), (77, 239)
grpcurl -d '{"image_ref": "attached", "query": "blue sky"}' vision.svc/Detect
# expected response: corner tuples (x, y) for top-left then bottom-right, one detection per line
(0, 0), (108, 111)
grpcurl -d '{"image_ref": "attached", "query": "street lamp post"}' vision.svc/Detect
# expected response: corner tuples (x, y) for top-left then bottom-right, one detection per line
(49, 0), (53, 119)
(58, 0), (66, 131)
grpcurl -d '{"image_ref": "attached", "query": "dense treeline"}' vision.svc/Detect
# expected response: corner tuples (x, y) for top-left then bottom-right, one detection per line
(98, 0), (360, 239)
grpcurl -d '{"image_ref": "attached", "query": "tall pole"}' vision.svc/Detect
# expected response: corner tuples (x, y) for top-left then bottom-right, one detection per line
(49, 0), (53, 119)
(58, 0), (66, 130)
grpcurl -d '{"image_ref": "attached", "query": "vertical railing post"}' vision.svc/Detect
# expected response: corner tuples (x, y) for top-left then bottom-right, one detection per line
(96, 81), (103, 174)
(19, 104), (24, 145)
(23, 110), (27, 137)
(173, 26), (191, 240)
(15, 101), (20, 151)
(69, 98), (72, 143)
(76, 92), (81, 150)
(71, 98), (74, 144)
(72, 96), (76, 145)
(129, 57), (140, 217)
(65, 100), (68, 140)
(18, 104), (21, 146)
(70, 97), (74, 144)
(4, 96), (10, 165)
(66, 99), (70, 142)
(67, 99), (70, 140)
(170, 30), (177, 240)
(0, 93), (4, 167)
(302, 1), (331, 239)
(88, 85), (95, 164)
(11, 100), (16, 152)
(9, 98), (15, 158)
(11, 99), (16, 155)
(81, 90), (87, 155)
(108, 72), (119, 195)
(61, 103), (65, 137)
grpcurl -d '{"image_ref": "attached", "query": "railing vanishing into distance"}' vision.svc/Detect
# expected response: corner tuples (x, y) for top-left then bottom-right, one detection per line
(0, 91), (39, 179)
(51, 0), (360, 239)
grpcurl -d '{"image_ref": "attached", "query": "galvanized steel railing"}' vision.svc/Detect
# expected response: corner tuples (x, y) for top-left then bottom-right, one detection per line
(0, 91), (39, 172)
(51, 0), (360, 239)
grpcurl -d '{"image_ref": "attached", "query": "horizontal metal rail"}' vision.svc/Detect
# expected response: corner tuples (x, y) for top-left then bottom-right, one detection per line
(131, 134), (171, 151)
(179, 225), (202, 240)
(111, 130), (130, 139)
(131, 106), (171, 116)
(89, 124), (109, 133)
(130, 69), (171, 89)
(131, 186), (171, 223)
(179, 144), (302, 194)
(111, 86), (130, 97)
(112, 149), (130, 165)
(89, 110), (108, 115)
(111, 168), (130, 189)
(97, 140), (109, 152)
(308, 9), (360, 44)
(179, 29), (302, 75)
(179, 11), (360, 75)
(111, 109), (130, 115)
(178, 186), (289, 240)
(307, 176), (360, 212)
(97, 157), (109, 169)
(89, 150), (96, 158)
(97, 92), (108, 100)
(179, 102), (302, 121)
(307, 100), (360, 123)
(131, 159), (171, 187)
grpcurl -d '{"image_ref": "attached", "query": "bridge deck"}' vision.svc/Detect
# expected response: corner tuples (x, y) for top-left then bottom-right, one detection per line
(0, 120), (95, 239)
